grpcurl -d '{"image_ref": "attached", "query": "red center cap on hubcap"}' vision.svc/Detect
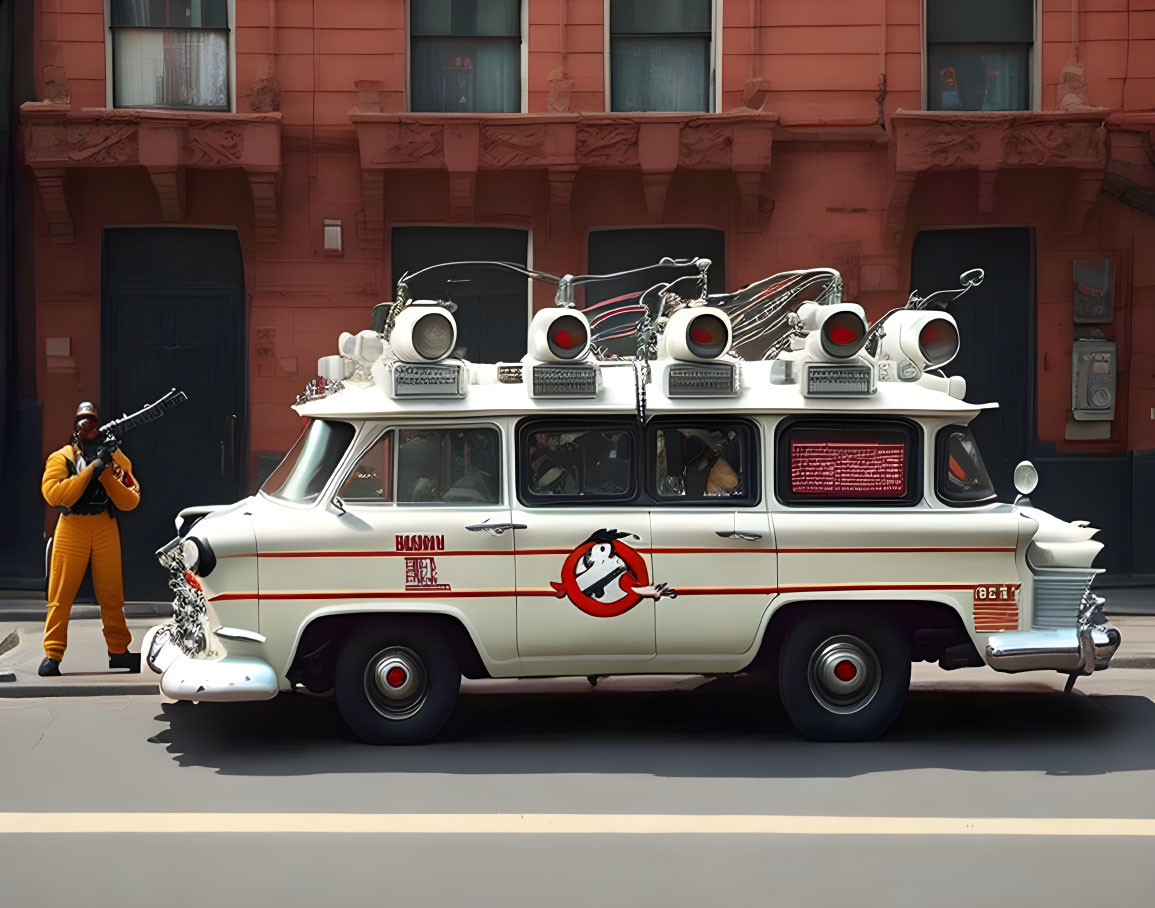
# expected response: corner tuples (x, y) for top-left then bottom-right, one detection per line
(385, 666), (407, 688)
(833, 660), (857, 682)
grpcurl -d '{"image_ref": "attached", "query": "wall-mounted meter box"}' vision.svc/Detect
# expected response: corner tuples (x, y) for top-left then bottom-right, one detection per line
(1072, 339), (1116, 421)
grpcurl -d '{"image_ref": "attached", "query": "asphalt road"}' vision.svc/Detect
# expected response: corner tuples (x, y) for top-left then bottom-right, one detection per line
(2, 668), (1155, 907)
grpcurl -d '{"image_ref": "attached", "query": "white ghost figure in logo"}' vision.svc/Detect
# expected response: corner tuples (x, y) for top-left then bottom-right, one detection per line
(573, 542), (634, 604)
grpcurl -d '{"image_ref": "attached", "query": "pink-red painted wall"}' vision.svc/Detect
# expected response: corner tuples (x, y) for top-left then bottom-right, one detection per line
(25, 0), (1155, 502)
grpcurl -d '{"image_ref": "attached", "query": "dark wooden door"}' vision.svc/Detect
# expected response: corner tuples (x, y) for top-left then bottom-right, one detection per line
(102, 229), (245, 600)
(391, 227), (529, 363)
(911, 228), (1033, 500)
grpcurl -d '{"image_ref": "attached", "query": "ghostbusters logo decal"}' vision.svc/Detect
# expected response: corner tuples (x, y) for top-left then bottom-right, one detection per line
(550, 529), (677, 618)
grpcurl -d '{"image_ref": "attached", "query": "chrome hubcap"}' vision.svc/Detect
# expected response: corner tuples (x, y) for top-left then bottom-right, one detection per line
(364, 646), (428, 720)
(807, 635), (881, 715)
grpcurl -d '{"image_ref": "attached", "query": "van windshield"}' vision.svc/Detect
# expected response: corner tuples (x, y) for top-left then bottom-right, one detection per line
(262, 419), (356, 504)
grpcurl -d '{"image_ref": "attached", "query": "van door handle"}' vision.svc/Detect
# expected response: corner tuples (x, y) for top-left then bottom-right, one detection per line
(466, 522), (527, 536)
(715, 530), (763, 541)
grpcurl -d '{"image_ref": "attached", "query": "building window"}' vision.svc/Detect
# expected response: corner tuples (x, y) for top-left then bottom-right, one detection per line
(410, 0), (521, 113)
(609, 0), (711, 112)
(926, 0), (1032, 111)
(111, 0), (230, 111)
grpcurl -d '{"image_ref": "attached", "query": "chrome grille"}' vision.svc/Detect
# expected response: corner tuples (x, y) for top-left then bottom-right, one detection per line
(1032, 569), (1098, 629)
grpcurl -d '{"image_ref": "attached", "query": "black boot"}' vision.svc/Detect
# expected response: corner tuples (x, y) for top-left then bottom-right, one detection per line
(108, 651), (141, 673)
(38, 657), (61, 677)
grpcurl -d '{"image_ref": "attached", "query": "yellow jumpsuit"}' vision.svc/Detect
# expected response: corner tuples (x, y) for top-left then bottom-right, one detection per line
(41, 446), (141, 660)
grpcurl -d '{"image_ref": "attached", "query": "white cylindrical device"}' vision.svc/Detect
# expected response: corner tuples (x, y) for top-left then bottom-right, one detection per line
(390, 304), (459, 363)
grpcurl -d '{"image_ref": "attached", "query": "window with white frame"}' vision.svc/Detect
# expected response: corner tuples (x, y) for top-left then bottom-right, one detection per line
(410, 0), (521, 113)
(111, 0), (230, 111)
(926, 0), (1032, 111)
(609, 0), (711, 112)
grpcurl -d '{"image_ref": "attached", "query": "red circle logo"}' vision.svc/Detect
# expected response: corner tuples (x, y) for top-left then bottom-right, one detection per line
(550, 531), (651, 618)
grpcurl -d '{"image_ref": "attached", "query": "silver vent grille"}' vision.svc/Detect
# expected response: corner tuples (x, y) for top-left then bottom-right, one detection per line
(1032, 568), (1098, 629)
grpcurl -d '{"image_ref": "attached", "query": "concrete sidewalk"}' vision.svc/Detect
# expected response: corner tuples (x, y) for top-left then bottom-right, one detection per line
(0, 618), (162, 697)
(2, 614), (1155, 699)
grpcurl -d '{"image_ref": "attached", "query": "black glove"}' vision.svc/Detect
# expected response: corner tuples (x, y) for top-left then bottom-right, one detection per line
(99, 433), (120, 455)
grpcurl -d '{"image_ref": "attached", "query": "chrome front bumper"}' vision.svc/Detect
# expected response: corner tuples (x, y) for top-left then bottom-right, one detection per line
(142, 624), (279, 702)
(985, 594), (1121, 675)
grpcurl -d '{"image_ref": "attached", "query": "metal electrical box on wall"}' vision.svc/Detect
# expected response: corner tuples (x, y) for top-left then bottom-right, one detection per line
(1072, 339), (1116, 421)
(1073, 259), (1113, 324)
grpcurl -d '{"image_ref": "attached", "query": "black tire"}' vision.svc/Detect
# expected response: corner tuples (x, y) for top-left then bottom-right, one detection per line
(334, 620), (461, 745)
(777, 611), (910, 742)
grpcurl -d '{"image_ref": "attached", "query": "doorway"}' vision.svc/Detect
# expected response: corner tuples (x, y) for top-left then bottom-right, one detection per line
(391, 227), (530, 363)
(102, 228), (246, 600)
(910, 228), (1033, 500)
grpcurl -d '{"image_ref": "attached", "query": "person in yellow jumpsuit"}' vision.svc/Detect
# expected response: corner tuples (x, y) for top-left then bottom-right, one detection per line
(39, 401), (142, 676)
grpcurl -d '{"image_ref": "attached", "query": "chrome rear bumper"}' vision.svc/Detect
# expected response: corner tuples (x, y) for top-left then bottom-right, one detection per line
(986, 593), (1120, 675)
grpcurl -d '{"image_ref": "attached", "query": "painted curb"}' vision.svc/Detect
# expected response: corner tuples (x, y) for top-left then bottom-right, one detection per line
(0, 681), (161, 698)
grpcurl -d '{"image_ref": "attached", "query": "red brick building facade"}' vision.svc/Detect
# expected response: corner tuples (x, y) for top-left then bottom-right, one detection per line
(12, 0), (1155, 590)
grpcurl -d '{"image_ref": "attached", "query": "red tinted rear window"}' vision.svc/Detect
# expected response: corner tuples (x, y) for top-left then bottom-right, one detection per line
(777, 419), (920, 506)
(790, 441), (906, 497)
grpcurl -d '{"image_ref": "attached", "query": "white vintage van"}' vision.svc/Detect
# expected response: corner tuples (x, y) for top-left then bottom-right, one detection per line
(143, 259), (1121, 743)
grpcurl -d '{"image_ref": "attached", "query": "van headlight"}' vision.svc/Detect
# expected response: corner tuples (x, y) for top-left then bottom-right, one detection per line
(180, 536), (216, 578)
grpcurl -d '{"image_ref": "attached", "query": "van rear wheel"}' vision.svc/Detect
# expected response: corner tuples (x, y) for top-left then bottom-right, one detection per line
(778, 612), (909, 742)
(334, 622), (460, 745)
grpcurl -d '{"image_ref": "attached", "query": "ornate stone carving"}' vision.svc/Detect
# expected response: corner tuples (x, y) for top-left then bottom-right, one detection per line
(1004, 123), (1106, 168)
(185, 125), (245, 165)
(547, 70), (574, 114)
(249, 75), (281, 114)
(577, 123), (639, 166)
(922, 128), (981, 168)
(63, 124), (139, 164)
(380, 124), (444, 166)
(480, 126), (550, 168)
(41, 65), (71, 105)
(680, 123), (733, 168)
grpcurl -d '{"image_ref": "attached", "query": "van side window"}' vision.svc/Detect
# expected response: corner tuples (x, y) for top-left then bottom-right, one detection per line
(650, 420), (757, 503)
(776, 418), (921, 506)
(339, 430), (394, 503)
(519, 422), (636, 503)
(397, 427), (500, 505)
(936, 424), (996, 505)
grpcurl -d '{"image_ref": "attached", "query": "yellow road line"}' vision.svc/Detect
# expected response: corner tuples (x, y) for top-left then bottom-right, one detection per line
(0, 814), (1153, 836)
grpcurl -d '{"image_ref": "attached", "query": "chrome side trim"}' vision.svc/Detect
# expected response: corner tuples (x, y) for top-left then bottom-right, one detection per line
(214, 626), (267, 644)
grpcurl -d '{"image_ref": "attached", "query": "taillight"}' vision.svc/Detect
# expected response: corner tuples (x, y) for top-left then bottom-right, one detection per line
(918, 317), (960, 367)
(686, 313), (729, 359)
(546, 314), (590, 360)
(819, 310), (867, 357)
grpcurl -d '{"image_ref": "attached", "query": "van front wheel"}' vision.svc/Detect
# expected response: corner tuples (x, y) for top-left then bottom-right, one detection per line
(778, 613), (910, 742)
(334, 623), (460, 745)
